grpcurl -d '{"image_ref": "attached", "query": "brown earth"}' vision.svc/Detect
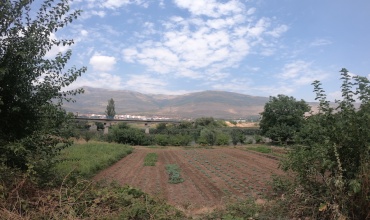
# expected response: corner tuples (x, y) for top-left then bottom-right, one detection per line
(93, 147), (284, 215)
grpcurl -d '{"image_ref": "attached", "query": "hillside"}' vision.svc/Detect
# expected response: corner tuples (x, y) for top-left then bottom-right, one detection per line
(62, 87), (270, 119)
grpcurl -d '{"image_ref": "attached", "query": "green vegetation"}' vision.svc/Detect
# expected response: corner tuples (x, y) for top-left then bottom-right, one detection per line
(55, 141), (132, 178)
(105, 98), (116, 119)
(108, 123), (153, 145)
(279, 69), (370, 219)
(230, 129), (246, 145)
(0, 0), (85, 181)
(260, 94), (310, 144)
(247, 146), (272, 154)
(165, 164), (184, 184)
(144, 153), (158, 166)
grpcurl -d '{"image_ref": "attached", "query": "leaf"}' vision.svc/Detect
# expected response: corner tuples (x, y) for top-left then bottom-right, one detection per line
(319, 203), (327, 212)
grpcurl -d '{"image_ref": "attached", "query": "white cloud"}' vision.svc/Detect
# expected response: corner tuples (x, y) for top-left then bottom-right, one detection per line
(80, 30), (88, 37)
(159, 0), (165, 8)
(122, 0), (285, 81)
(310, 38), (332, 47)
(124, 74), (169, 94)
(267, 24), (289, 38)
(278, 60), (329, 89)
(174, 0), (244, 18)
(69, 72), (123, 90)
(102, 0), (147, 9)
(91, 10), (106, 17)
(89, 54), (117, 72)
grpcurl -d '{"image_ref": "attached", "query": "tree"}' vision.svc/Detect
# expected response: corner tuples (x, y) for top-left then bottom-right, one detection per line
(281, 69), (370, 219)
(259, 94), (310, 143)
(0, 0), (85, 175)
(106, 98), (116, 119)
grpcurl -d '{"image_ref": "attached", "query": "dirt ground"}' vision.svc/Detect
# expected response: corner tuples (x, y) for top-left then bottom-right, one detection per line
(93, 147), (284, 215)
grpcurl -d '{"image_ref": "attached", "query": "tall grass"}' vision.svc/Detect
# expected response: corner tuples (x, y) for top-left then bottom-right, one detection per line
(55, 141), (133, 178)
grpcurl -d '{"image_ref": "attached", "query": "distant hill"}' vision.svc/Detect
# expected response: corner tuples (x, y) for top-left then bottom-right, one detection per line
(62, 87), (270, 119)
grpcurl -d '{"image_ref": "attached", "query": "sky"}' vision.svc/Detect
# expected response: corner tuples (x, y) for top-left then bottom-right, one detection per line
(47, 0), (370, 101)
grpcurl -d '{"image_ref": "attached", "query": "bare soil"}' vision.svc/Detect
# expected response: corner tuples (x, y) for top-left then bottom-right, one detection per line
(93, 147), (284, 215)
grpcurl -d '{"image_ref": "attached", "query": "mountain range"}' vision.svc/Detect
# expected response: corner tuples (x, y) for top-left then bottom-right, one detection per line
(62, 87), (270, 119)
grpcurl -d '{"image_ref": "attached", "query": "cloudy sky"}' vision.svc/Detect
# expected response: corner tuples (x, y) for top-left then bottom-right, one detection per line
(51, 0), (370, 101)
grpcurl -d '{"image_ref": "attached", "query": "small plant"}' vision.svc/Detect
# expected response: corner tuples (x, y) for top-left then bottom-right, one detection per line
(165, 164), (184, 184)
(144, 153), (158, 166)
(248, 146), (272, 154)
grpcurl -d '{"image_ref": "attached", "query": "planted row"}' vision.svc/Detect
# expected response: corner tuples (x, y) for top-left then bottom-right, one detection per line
(165, 164), (184, 184)
(144, 153), (158, 166)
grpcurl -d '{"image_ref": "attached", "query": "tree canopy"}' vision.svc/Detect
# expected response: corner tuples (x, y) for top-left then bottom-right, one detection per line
(281, 68), (370, 219)
(259, 94), (310, 143)
(0, 0), (85, 173)
(105, 98), (116, 119)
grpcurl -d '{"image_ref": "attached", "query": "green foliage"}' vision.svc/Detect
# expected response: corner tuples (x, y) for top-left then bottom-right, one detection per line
(80, 130), (95, 143)
(229, 120), (238, 126)
(0, 0), (85, 178)
(154, 134), (170, 146)
(168, 134), (192, 146)
(168, 134), (186, 146)
(144, 153), (158, 166)
(253, 134), (263, 143)
(95, 122), (104, 130)
(203, 199), (261, 220)
(215, 132), (230, 146)
(108, 123), (153, 146)
(156, 122), (167, 130)
(105, 98), (116, 119)
(198, 128), (216, 146)
(165, 164), (184, 184)
(260, 94), (310, 144)
(281, 68), (370, 219)
(194, 117), (226, 128)
(230, 129), (244, 145)
(0, 174), (185, 219)
(54, 141), (133, 179)
(247, 146), (272, 154)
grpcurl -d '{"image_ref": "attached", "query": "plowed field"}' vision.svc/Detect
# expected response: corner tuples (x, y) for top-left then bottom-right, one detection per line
(93, 147), (284, 214)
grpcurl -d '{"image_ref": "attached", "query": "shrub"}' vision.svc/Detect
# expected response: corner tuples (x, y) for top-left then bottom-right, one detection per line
(215, 132), (230, 146)
(154, 134), (170, 146)
(253, 135), (263, 143)
(109, 125), (153, 146)
(230, 129), (245, 145)
(198, 128), (216, 146)
(169, 134), (192, 146)
(280, 69), (370, 219)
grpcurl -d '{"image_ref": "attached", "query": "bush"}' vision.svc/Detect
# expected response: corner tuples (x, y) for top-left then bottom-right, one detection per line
(154, 134), (170, 146)
(169, 134), (192, 146)
(253, 135), (263, 143)
(280, 69), (370, 219)
(230, 129), (245, 145)
(215, 132), (230, 146)
(108, 124), (153, 146)
(198, 128), (216, 146)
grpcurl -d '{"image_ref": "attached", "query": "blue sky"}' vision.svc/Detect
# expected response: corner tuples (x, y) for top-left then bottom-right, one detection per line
(49, 0), (370, 101)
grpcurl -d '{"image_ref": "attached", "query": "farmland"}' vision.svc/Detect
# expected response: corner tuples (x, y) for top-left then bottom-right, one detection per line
(93, 146), (284, 214)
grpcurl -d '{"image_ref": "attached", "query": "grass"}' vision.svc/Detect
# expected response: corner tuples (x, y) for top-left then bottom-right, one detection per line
(144, 153), (158, 166)
(247, 145), (272, 154)
(55, 141), (133, 178)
